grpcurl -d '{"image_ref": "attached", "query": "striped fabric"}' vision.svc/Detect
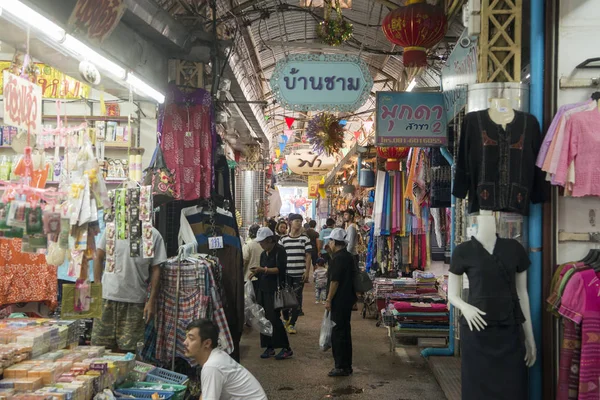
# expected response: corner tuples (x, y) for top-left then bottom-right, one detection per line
(279, 235), (312, 277)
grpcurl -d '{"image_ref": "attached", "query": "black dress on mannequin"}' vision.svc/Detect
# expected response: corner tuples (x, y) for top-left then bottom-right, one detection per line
(450, 236), (530, 400)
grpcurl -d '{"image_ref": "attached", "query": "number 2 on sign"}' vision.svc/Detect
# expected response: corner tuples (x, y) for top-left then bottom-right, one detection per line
(208, 236), (224, 250)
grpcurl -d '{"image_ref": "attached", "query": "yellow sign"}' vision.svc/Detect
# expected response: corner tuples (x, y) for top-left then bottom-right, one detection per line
(0, 62), (90, 100)
(308, 175), (322, 199)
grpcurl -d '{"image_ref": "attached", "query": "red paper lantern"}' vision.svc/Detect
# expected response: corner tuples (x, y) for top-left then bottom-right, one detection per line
(382, 0), (448, 67)
(377, 147), (410, 170)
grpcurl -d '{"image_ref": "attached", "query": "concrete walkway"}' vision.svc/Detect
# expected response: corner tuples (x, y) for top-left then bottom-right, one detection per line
(239, 284), (446, 400)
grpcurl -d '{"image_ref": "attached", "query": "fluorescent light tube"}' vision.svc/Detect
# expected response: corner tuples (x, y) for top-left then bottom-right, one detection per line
(406, 79), (417, 92)
(0, 0), (65, 42)
(127, 73), (165, 104)
(62, 35), (127, 79)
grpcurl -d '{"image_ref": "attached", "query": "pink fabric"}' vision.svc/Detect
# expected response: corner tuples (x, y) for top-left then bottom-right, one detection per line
(559, 269), (600, 400)
(392, 301), (447, 313)
(160, 92), (213, 201)
(555, 109), (600, 195)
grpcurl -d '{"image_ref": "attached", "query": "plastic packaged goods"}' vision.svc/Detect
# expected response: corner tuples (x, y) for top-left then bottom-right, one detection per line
(13, 377), (43, 391)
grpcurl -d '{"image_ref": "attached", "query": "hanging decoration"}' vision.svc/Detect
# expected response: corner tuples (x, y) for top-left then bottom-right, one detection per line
(305, 113), (345, 156)
(283, 129), (294, 139)
(285, 117), (295, 129)
(381, 0), (448, 67)
(377, 146), (410, 170)
(317, 0), (353, 46)
(353, 131), (361, 140)
(363, 119), (374, 132)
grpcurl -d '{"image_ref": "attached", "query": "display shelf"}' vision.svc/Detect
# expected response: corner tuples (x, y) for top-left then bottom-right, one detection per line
(42, 115), (134, 122)
(0, 144), (144, 153)
(46, 178), (130, 185)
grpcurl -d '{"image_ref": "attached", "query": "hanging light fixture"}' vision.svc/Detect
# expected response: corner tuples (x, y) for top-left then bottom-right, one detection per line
(381, 0), (448, 68)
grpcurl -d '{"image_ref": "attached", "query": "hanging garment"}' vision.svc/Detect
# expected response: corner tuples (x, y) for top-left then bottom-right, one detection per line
(154, 258), (233, 364)
(559, 268), (600, 400)
(178, 206), (244, 361)
(554, 110), (600, 196)
(159, 85), (215, 201)
(453, 110), (545, 215)
(0, 238), (58, 308)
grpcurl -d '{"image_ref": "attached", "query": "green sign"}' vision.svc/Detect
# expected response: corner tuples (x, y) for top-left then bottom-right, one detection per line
(270, 54), (373, 112)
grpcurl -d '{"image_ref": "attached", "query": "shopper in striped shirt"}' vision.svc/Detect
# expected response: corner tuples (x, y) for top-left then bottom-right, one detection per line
(279, 213), (312, 334)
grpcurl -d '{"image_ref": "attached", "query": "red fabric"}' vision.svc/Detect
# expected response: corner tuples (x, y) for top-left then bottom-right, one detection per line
(161, 93), (213, 201)
(0, 238), (57, 308)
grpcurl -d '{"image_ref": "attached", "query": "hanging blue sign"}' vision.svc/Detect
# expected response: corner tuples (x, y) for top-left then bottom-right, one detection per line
(441, 29), (478, 122)
(270, 54), (373, 112)
(375, 92), (447, 147)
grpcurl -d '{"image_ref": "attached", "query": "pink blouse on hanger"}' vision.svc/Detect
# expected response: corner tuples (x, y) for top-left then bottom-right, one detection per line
(555, 109), (600, 196)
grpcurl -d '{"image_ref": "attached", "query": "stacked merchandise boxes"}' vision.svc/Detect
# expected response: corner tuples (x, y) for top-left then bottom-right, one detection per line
(0, 319), (139, 400)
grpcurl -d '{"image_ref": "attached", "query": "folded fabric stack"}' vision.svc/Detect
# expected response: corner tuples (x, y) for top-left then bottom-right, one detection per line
(391, 301), (449, 334)
(413, 271), (438, 294)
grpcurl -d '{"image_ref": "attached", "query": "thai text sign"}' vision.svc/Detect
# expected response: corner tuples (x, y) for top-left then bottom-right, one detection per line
(270, 54), (373, 112)
(3, 71), (42, 134)
(308, 176), (322, 199)
(68, 0), (127, 43)
(441, 29), (477, 121)
(0, 62), (90, 100)
(286, 149), (338, 176)
(375, 92), (447, 147)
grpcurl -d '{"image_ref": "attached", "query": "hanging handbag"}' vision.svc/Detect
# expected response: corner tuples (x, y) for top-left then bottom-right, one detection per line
(143, 139), (178, 206)
(273, 251), (298, 310)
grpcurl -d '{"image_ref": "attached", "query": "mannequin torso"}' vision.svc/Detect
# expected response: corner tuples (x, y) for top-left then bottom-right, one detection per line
(488, 98), (516, 129)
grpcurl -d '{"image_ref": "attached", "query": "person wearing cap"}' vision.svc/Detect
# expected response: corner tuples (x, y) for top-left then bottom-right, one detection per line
(324, 228), (356, 377)
(250, 227), (293, 360)
(279, 213), (313, 334)
(318, 218), (336, 265)
(343, 209), (359, 268)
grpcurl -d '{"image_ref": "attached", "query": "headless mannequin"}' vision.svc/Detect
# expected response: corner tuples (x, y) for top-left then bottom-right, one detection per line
(488, 98), (516, 129)
(447, 210), (537, 367)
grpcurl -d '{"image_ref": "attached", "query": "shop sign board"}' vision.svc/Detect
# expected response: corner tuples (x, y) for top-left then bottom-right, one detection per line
(3, 71), (43, 134)
(375, 92), (447, 147)
(441, 29), (478, 122)
(0, 62), (90, 100)
(68, 0), (127, 43)
(270, 54), (373, 112)
(286, 149), (338, 176)
(308, 176), (322, 199)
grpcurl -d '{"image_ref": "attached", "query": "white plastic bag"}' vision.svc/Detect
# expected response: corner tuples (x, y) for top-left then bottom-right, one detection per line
(319, 310), (336, 351)
(244, 280), (273, 337)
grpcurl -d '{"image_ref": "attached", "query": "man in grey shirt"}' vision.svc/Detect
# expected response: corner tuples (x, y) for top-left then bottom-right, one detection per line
(91, 226), (167, 352)
(344, 209), (359, 268)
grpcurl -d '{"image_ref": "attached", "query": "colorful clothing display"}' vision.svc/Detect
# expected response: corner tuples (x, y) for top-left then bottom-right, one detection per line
(0, 238), (58, 309)
(153, 257), (233, 364)
(559, 268), (600, 400)
(159, 85), (215, 201)
(453, 110), (545, 215)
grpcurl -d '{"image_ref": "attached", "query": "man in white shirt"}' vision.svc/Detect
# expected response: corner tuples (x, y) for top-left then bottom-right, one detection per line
(184, 319), (267, 400)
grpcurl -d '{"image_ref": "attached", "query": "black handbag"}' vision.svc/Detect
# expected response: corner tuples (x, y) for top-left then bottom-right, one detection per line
(353, 267), (373, 293)
(273, 251), (298, 310)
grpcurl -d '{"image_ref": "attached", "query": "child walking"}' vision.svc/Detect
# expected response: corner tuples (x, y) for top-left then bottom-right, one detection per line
(313, 258), (328, 304)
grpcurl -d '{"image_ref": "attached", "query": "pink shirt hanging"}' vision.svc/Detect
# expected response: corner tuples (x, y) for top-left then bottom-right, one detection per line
(159, 86), (215, 201)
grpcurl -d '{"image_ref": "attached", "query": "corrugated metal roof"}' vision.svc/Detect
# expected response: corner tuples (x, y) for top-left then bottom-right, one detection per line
(160, 0), (465, 148)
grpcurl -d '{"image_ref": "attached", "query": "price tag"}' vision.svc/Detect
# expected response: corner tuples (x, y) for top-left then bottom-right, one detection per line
(208, 236), (224, 250)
